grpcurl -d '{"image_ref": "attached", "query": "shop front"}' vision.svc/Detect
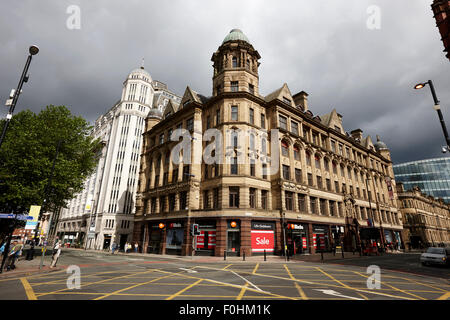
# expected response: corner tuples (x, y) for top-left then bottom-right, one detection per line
(286, 223), (308, 255)
(330, 225), (345, 248)
(195, 220), (216, 256)
(147, 223), (163, 253)
(166, 222), (184, 255)
(251, 221), (275, 255)
(103, 234), (112, 250)
(312, 225), (330, 252)
(227, 220), (240, 256)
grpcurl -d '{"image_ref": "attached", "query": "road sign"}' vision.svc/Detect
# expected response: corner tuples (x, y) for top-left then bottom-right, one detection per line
(0, 213), (33, 220)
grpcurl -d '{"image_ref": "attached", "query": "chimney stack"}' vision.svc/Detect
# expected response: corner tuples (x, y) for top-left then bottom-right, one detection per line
(293, 91), (309, 111)
(350, 129), (363, 141)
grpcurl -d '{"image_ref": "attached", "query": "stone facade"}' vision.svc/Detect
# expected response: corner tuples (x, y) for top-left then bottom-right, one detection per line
(397, 183), (450, 248)
(133, 29), (403, 257)
(431, 0), (450, 61)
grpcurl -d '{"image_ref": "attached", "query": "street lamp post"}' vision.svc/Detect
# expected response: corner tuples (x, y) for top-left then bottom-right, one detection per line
(414, 80), (450, 151)
(0, 45), (39, 150)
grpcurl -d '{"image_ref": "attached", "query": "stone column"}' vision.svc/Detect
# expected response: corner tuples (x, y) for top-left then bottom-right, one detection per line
(182, 218), (192, 256)
(308, 223), (315, 254)
(215, 218), (227, 257)
(240, 218), (252, 257)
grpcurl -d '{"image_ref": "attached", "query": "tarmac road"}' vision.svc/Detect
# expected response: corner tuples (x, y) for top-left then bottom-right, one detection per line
(0, 249), (449, 301)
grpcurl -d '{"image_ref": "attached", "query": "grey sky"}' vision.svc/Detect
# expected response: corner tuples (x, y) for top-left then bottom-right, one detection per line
(0, 0), (449, 164)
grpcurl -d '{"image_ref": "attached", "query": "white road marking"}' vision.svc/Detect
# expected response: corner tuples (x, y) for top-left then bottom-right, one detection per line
(315, 289), (364, 300)
(179, 268), (198, 273)
(195, 266), (264, 292)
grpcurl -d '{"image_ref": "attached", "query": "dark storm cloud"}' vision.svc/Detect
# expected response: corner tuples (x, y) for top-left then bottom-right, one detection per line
(0, 0), (448, 164)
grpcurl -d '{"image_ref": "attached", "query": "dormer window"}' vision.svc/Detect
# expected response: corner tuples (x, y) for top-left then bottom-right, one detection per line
(283, 97), (291, 105)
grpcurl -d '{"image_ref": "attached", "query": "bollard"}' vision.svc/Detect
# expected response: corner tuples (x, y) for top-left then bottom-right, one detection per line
(287, 251), (290, 261)
(264, 249), (266, 261)
(341, 249), (344, 259)
(321, 251), (324, 262)
(353, 250), (355, 255)
(224, 250), (226, 261)
(243, 250), (245, 261)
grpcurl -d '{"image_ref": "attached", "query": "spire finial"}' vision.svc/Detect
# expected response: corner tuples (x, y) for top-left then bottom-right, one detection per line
(140, 58), (145, 69)
(376, 135), (381, 142)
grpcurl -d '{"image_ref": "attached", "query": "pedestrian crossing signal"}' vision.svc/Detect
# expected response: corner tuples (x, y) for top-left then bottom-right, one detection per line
(191, 224), (200, 236)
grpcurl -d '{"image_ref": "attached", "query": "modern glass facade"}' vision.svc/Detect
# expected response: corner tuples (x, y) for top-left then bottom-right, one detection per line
(393, 157), (450, 203)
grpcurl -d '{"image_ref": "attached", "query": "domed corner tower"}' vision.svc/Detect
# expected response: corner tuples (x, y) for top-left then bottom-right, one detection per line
(120, 65), (154, 105)
(145, 107), (163, 133)
(211, 29), (262, 97)
(374, 135), (391, 162)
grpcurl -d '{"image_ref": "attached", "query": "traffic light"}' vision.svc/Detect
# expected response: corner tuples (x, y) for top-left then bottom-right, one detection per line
(191, 224), (200, 236)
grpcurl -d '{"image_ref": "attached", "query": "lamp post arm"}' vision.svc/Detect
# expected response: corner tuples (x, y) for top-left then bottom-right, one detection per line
(428, 80), (450, 148)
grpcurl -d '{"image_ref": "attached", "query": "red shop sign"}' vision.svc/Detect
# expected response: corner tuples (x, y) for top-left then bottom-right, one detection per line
(196, 231), (216, 250)
(302, 237), (307, 249)
(251, 230), (274, 253)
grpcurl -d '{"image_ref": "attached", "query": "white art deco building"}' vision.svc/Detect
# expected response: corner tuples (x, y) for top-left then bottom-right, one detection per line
(56, 66), (181, 250)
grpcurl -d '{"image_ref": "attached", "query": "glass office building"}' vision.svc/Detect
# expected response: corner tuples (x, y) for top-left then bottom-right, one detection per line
(393, 157), (450, 203)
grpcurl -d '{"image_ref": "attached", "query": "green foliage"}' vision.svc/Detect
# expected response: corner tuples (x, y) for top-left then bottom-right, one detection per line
(0, 105), (102, 214)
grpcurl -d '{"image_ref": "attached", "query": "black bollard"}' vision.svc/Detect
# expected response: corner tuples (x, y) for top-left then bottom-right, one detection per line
(264, 249), (266, 261)
(224, 250), (226, 261)
(341, 249), (344, 259)
(321, 251), (324, 262)
(243, 250), (245, 261)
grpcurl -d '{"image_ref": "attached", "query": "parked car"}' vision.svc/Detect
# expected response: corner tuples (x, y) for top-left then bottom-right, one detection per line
(420, 247), (450, 266)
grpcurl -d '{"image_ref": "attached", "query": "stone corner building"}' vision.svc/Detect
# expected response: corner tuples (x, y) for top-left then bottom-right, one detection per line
(133, 29), (403, 257)
(431, 0), (450, 61)
(396, 182), (450, 248)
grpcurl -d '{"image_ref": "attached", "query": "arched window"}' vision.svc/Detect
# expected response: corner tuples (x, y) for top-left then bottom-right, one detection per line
(281, 140), (289, 157)
(250, 134), (255, 151)
(332, 161), (337, 174)
(293, 145), (300, 160)
(324, 158), (330, 172)
(231, 130), (239, 148)
(246, 59), (250, 69)
(261, 138), (267, 155)
(306, 151), (311, 166)
(315, 154), (321, 169)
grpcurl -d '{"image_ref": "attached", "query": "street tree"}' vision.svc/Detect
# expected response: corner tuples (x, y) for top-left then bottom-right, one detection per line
(0, 105), (102, 241)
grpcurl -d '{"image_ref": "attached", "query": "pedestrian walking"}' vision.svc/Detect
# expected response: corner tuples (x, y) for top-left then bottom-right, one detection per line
(0, 242), (5, 257)
(111, 242), (117, 255)
(50, 240), (62, 268)
(134, 242), (138, 253)
(5, 242), (22, 271)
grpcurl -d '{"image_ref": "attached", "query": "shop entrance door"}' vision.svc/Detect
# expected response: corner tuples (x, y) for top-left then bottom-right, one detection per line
(227, 231), (240, 255)
(293, 236), (303, 254)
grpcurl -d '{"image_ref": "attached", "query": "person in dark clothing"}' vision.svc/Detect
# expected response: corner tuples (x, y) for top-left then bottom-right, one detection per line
(26, 240), (35, 260)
